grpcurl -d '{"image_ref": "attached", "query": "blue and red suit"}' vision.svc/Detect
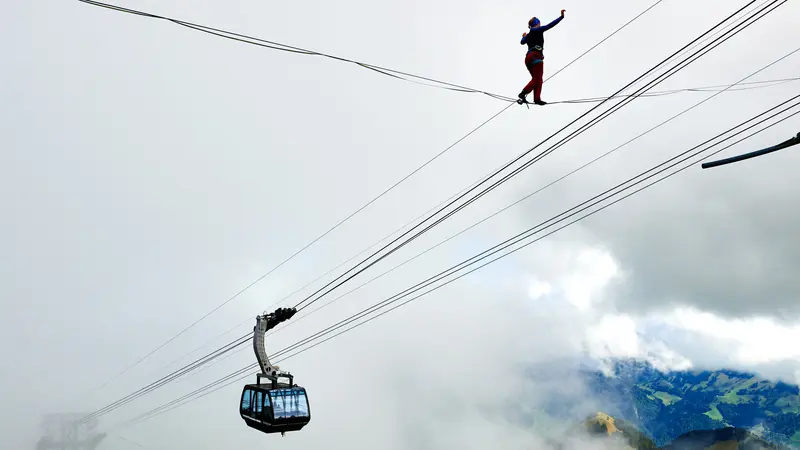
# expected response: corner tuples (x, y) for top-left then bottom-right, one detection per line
(519, 15), (564, 104)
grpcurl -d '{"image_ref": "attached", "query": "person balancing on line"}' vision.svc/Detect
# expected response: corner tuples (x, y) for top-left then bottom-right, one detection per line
(518, 9), (566, 106)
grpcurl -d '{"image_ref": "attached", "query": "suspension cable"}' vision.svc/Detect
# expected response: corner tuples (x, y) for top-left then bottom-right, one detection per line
(291, 0), (773, 313)
(125, 93), (800, 427)
(79, 1), (780, 422)
(85, 0), (664, 390)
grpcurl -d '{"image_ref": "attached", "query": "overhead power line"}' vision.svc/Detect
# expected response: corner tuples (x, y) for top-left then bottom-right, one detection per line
(83, 0), (663, 390)
(126, 92), (800, 427)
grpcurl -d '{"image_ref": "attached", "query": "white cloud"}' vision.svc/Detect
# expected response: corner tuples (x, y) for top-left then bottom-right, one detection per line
(584, 314), (694, 373)
(4, 0), (800, 448)
(658, 308), (800, 378)
(520, 243), (798, 381)
(525, 246), (621, 311)
(586, 314), (641, 359)
(559, 248), (621, 312)
(528, 278), (554, 300)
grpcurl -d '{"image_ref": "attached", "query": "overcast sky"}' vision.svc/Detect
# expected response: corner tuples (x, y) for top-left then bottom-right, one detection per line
(3, 0), (800, 449)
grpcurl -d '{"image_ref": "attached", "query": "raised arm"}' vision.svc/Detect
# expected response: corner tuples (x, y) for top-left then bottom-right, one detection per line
(540, 10), (565, 32)
(521, 32), (528, 45)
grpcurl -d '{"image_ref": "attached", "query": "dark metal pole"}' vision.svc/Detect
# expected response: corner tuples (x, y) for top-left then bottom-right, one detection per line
(701, 132), (800, 169)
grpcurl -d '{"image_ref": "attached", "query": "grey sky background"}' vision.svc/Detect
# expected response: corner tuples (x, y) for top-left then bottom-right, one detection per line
(3, 0), (800, 449)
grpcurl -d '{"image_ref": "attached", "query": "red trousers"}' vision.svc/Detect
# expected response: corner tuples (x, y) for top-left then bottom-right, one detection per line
(521, 51), (544, 102)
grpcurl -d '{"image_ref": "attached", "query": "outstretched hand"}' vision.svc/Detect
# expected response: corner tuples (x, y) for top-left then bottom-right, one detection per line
(561, 9), (566, 17)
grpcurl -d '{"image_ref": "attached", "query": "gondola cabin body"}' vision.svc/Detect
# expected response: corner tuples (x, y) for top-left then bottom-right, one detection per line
(240, 383), (311, 434)
(240, 308), (311, 436)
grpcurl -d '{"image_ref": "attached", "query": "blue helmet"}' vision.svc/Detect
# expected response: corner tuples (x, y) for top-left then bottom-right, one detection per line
(529, 17), (541, 28)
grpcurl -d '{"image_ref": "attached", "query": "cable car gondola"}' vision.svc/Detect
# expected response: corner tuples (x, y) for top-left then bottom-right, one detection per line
(239, 308), (311, 436)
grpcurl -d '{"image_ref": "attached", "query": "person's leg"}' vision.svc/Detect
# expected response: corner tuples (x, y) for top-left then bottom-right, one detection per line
(532, 61), (545, 104)
(521, 76), (536, 98)
(519, 52), (541, 102)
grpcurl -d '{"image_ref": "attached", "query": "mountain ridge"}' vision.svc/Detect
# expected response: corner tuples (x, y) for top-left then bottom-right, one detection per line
(526, 358), (800, 447)
(576, 412), (791, 449)
(580, 359), (800, 446)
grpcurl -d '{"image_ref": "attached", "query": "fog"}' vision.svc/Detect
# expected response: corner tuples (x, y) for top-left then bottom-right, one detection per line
(2, 0), (799, 448)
